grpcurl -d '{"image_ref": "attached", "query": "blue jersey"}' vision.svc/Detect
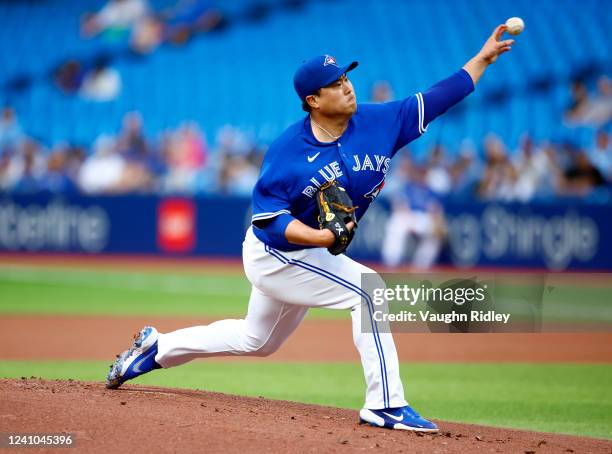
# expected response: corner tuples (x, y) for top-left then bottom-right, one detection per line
(251, 94), (426, 251)
(251, 69), (474, 251)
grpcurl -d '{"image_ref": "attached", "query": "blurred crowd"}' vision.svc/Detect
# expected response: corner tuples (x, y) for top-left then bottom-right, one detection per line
(3, 55), (612, 201)
(55, 55), (122, 102)
(0, 107), (263, 196)
(1, 102), (610, 203)
(51, 0), (226, 103)
(81, 0), (225, 55)
(565, 75), (612, 128)
(383, 129), (611, 204)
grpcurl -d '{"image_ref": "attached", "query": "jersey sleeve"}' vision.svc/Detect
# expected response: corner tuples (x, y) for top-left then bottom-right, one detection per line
(385, 69), (475, 152)
(251, 166), (292, 227)
(395, 94), (427, 150)
(421, 69), (474, 126)
(378, 95), (425, 152)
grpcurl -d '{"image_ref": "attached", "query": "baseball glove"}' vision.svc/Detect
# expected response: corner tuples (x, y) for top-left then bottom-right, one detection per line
(316, 180), (358, 255)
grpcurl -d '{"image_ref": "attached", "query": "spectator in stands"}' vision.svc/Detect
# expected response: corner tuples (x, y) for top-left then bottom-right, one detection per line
(449, 140), (482, 197)
(130, 14), (165, 54)
(588, 129), (612, 181)
(559, 150), (606, 197)
(216, 125), (252, 157)
(79, 58), (122, 102)
(0, 107), (24, 153)
(159, 122), (209, 194)
(218, 154), (259, 196)
(512, 134), (546, 202)
(78, 135), (126, 193)
(565, 79), (590, 124)
(120, 158), (155, 193)
(163, 0), (226, 45)
(370, 81), (394, 103)
(82, 0), (149, 39)
(246, 144), (265, 174)
(54, 60), (85, 94)
(117, 112), (148, 160)
(40, 144), (79, 193)
(498, 162), (522, 202)
(530, 143), (563, 201)
(0, 152), (11, 191)
(565, 75), (612, 127)
(10, 139), (46, 194)
(215, 126), (260, 195)
(111, 112), (155, 192)
(477, 134), (515, 200)
(130, 1), (226, 54)
(581, 75), (612, 127)
(382, 156), (446, 269)
(424, 144), (452, 195)
(66, 146), (87, 184)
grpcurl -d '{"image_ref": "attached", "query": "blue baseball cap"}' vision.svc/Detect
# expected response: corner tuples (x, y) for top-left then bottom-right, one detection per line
(293, 55), (358, 101)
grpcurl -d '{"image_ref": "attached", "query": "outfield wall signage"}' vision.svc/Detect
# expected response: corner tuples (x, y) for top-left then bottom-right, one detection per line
(445, 204), (600, 270)
(0, 194), (610, 271)
(157, 199), (197, 253)
(0, 198), (109, 252)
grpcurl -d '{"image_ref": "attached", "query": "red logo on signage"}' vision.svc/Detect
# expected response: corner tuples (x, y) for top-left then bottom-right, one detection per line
(157, 199), (196, 253)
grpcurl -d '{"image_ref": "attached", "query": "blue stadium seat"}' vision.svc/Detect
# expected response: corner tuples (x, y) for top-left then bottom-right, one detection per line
(0, 0), (609, 154)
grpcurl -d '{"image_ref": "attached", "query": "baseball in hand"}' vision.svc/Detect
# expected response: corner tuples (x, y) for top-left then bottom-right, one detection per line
(505, 17), (525, 35)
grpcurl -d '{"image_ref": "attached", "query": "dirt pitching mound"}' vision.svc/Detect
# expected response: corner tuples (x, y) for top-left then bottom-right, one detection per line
(1, 379), (610, 453)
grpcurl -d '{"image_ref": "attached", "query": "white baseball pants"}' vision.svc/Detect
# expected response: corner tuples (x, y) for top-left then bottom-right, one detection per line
(155, 226), (407, 409)
(382, 209), (442, 269)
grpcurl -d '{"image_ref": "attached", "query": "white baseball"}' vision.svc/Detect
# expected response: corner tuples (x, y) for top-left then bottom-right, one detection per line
(505, 17), (525, 35)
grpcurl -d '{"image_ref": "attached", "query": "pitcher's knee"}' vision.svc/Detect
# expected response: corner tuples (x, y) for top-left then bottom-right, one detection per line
(242, 337), (278, 357)
(252, 343), (278, 357)
(361, 270), (386, 301)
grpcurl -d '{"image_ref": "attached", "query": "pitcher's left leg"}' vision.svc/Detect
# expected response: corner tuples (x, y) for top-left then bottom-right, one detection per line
(350, 301), (406, 409)
(281, 247), (437, 431)
(264, 246), (407, 409)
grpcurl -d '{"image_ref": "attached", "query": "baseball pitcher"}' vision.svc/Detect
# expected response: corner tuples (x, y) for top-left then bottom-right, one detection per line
(106, 25), (515, 432)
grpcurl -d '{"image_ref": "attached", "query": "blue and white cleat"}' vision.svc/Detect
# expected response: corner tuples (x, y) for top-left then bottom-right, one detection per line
(359, 405), (439, 432)
(106, 326), (160, 389)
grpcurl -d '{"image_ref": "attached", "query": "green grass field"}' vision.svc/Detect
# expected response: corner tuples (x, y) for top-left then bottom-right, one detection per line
(1, 263), (611, 439)
(0, 264), (342, 318)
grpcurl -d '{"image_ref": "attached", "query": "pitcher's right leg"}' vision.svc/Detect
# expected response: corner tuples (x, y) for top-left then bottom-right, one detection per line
(155, 286), (308, 367)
